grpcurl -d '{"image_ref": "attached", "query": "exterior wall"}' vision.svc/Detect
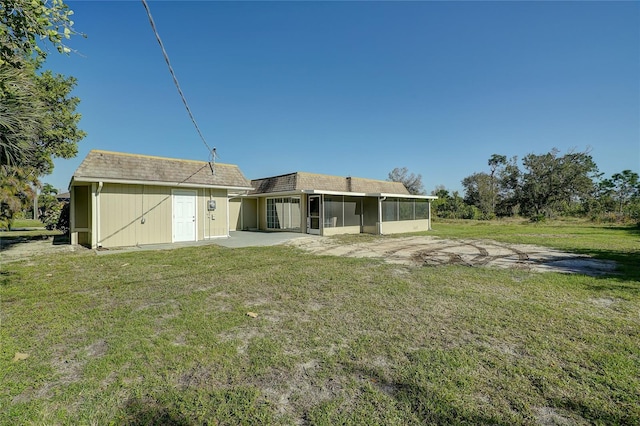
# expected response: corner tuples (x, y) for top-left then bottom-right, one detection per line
(229, 198), (242, 231)
(242, 198), (258, 230)
(71, 185), (92, 246)
(323, 225), (361, 236)
(94, 183), (228, 248)
(200, 188), (228, 239)
(99, 184), (172, 247)
(258, 197), (267, 231)
(380, 219), (430, 235)
(73, 185), (91, 228)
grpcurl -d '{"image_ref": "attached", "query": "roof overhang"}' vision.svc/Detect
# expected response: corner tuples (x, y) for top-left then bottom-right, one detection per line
(246, 189), (437, 200)
(302, 189), (368, 197)
(374, 193), (438, 200)
(305, 190), (437, 199)
(69, 176), (253, 192)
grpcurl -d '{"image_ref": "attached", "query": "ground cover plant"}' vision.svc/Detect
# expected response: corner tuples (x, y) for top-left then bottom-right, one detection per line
(1, 221), (638, 424)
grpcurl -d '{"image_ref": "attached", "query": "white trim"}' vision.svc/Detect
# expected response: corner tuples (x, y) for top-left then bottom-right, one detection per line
(302, 189), (368, 197)
(258, 189), (437, 200)
(374, 192), (438, 200)
(252, 190), (305, 198)
(226, 190), (230, 237)
(90, 183), (97, 248)
(72, 177), (252, 191)
(70, 187), (77, 244)
(378, 196), (383, 235)
(96, 182), (103, 247)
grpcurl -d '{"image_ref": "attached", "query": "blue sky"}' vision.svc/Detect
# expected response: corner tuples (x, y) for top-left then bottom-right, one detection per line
(45, 0), (639, 194)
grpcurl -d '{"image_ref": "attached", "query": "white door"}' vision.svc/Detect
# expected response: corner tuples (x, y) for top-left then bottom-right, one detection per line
(173, 190), (197, 242)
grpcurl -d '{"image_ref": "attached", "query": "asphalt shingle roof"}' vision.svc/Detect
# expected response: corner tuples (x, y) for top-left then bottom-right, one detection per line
(250, 172), (410, 195)
(72, 150), (252, 189)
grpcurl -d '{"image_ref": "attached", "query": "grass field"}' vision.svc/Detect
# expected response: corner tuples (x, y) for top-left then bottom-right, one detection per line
(9, 219), (45, 229)
(1, 220), (638, 424)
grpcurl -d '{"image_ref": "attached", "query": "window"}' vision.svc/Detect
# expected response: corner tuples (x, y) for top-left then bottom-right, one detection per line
(382, 198), (398, 221)
(415, 200), (430, 219)
(324, 196), (343, 227)
(266, 197), (301, 230)
(343, 196), (361, 226)
(399, 199), (414, 221)
(322, 196), (363, 228)
(382, 198), (430, 221)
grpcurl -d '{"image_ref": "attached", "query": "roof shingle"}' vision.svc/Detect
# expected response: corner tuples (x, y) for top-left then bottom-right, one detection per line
(250, 172), (410, 195)
(72, 150), (252, 189)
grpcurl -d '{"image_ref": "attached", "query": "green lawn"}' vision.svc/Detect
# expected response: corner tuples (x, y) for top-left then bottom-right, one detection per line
(1, 221), (638, 424)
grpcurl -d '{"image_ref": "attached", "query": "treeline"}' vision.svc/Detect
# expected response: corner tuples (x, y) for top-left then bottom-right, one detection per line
(431, 149), (639, 223)
(0, 1), (85, 229)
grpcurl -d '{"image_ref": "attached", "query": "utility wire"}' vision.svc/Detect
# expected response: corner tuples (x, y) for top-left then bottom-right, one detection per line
(140, 0), (213, 157)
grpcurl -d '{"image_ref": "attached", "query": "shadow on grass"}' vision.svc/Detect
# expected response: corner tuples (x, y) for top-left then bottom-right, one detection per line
(53, 234), (70, 245)
(0, 232), (70, 250)
(575, 248), (640, 284)
(0, 234), (52, 250)
(0, 270), (16, 287)
(352, 365), (514, 425)
(123, 397), (190, 426)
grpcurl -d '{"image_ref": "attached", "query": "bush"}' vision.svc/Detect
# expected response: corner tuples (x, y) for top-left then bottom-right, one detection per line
(529, 214), (547, 223)
(56, 202), (70, 233)
(40, 201), (63, 230)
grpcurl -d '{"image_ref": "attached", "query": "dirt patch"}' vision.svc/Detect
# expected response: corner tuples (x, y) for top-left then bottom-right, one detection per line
(0, 237), (89, 263)
(534, 406), (588, 425)
(287, 236), (616, 276)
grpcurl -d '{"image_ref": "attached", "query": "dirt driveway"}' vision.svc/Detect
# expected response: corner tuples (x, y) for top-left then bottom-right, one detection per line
(287, 235), (617, 276)
(2, 234), (616, 276)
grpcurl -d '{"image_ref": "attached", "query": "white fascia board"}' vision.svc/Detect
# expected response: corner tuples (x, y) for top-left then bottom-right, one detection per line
(228, 192), (258, 199)
(301, 189), (368, 197)
(251, 190), (306, 198)
(71, 177), (253, 191)
(370, 193), (438, 200)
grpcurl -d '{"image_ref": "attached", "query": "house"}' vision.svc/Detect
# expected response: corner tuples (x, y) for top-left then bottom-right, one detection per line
(229, 172), (436, 236)
(69, 150), (252, 248)
(56, 192), (71, 202)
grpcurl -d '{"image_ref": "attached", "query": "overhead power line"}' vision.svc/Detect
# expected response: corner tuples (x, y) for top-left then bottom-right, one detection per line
(140, 0), (214, 159)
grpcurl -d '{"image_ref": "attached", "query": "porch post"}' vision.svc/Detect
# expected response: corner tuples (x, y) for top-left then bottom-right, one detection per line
(70, 186), (77, 245)
(378, 196), (383, 235)
(90, 183), (97, 248)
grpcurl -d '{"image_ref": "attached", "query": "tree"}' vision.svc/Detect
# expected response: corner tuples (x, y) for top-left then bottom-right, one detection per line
(0, 165), (34, 229)
(595, 170), (640, 221)
(461, 154), (510, 219)
(38, 182), (63, 229)
(0, 0), (78, 66)
(0, 0), (84, 228)
(0, 64), (43, 166)
(608, 170), (639, 216)
(488, 154), (506, 213)
(430, 186), (479, 219)
(388, 167), (425, 195)
(462, 172), (493, 218)
(519, 148), (598, 218)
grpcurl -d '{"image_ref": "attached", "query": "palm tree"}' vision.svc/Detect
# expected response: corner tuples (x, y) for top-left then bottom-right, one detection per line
(0, 64), (43, 166)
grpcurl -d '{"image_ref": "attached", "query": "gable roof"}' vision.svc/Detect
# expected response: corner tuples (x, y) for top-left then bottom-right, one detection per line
(251, 172), (411, 195)
(71, 150), (252, 190)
